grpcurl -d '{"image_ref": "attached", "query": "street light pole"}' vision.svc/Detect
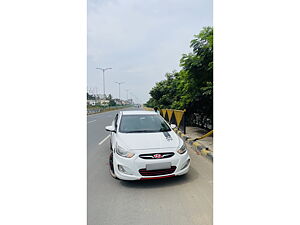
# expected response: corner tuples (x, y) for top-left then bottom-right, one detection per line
(125, 89), (129, 100)
(115, 82), (125, 100)
(130, 92), (140, 104)
(96, 67), (112, 97)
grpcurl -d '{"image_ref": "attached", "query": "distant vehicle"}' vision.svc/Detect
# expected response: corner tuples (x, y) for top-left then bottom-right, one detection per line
(105, 110), (190, 180)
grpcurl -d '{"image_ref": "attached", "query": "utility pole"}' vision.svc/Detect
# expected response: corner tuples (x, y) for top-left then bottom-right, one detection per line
(96, 67), (112, 98)
(125, 89), (129, 100)
(130, 92), (141, 104)
(115, 82), (125, 100)
(95, 87), (98, 97)
(95, 87), (99, 103)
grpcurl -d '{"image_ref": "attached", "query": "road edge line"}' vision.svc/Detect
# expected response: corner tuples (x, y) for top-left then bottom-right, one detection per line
(98, 135), (110, 146)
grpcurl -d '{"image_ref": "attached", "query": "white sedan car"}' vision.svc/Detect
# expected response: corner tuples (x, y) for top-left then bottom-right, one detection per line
(105, 110), (190, 180)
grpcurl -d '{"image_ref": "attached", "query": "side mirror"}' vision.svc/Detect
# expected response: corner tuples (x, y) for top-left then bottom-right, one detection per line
(105, 125), (116, 133)
(170, 124), (177, 129)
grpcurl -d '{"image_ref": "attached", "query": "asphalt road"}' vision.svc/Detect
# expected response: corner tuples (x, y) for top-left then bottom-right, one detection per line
(87, 107), (213, 225)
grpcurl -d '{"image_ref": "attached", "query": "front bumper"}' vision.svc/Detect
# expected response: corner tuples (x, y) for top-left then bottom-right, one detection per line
(113, 151), (190, 180)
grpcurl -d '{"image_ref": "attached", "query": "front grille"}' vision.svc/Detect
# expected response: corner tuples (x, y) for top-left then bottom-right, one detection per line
(139, 152), (175, 159)
(139, 166), (176, 176)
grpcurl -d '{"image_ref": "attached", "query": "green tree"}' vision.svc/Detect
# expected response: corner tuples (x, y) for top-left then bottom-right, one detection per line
(146, 71), (179, 109)
(182, 27), (213, 128)
(146, 26), (213, 128)
(109, 99), (116, 106)
(87, 92), (95, 100)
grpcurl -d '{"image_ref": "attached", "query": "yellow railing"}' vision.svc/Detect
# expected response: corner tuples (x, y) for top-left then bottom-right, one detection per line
(145, 107), (186, 133)
(143, 107), (153, 111)
(193, 130), (213, 141)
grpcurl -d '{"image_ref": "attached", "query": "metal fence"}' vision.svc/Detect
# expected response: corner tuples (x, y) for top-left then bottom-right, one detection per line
(186, 112), (213, 130)
(87, 105), (132, 115)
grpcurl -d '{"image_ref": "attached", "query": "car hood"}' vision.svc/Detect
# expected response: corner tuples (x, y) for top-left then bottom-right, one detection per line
(117, 131), (182, 150)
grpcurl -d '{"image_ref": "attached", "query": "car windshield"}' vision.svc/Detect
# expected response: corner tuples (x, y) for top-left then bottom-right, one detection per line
(119, 114), (171, 133)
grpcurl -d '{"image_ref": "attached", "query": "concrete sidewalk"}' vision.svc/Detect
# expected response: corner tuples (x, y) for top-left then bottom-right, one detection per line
(174, 126), (213, 161)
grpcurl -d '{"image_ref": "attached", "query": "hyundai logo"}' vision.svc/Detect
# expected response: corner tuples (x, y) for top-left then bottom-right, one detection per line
(153, 154), (163, 159)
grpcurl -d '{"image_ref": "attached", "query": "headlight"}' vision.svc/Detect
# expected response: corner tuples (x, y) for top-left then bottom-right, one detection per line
(177, 143), (187, 154)
(116, 145), (135, 158)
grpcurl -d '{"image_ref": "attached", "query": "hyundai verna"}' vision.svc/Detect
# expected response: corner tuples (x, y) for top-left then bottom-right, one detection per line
(105, 110), (190, 180)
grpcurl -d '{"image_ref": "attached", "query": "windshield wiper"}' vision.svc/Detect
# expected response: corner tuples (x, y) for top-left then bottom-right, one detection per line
(125, 130), (158, 133)
(159, 128), (171, 132)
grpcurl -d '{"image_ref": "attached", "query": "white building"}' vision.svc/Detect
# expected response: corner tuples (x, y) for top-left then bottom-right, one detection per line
(87, 99), (96, 106)
(100, 99), (110, 105)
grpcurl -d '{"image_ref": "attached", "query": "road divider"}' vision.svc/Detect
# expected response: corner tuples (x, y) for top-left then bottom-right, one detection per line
(87, 105), (133, 115)
(173, 128), (213, 161)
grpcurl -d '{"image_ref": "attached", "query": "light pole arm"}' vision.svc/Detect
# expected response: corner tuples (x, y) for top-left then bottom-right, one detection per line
(96, 67), (112, 97)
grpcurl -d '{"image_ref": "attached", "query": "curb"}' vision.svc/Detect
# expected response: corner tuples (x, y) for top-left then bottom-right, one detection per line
(173, 128), (213, 161)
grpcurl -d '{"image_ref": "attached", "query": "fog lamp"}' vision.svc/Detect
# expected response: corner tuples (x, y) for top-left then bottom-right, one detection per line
(181, 159), (190, 170)
(118, 165), (132, 175)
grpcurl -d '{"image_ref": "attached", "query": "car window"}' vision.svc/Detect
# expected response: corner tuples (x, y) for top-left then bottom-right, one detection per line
(119, 114), (171, 133)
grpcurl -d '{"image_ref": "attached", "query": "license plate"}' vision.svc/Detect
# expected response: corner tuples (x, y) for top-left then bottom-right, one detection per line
(146, 162), (171, 170)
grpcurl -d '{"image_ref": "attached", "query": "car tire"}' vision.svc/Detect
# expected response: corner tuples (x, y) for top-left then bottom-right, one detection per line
(109, 152), (119, 179)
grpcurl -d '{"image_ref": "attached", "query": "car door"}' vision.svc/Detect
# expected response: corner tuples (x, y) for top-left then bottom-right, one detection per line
(111, 113), (119, 150)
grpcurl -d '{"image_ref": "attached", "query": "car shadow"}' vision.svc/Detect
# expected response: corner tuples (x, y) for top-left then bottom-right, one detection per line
(119, 166), (199, 189)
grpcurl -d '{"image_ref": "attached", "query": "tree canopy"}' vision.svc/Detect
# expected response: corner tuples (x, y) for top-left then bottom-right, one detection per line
(146, 26), (213, 128)
(87, 92), (95, 100)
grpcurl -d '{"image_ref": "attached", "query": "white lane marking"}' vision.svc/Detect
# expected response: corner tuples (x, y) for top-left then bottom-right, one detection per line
(98, 135), (110, 146)
(87, 120), (96, 124)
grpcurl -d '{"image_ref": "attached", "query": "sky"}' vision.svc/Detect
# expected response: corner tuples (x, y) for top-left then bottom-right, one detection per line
(87, 0), (212, 103)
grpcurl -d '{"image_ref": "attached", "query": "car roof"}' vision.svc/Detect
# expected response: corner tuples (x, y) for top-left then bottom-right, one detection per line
(121, 110), (157, 115)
